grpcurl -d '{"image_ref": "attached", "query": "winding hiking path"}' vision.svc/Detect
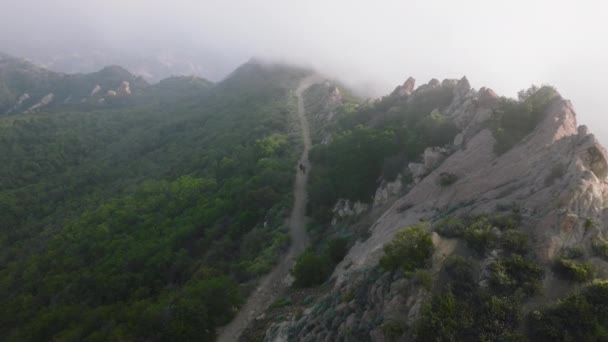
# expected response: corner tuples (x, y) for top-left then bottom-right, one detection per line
(217, 76), (320, 342)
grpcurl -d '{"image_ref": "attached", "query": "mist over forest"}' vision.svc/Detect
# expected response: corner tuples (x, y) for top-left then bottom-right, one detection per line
(1, 0), (607, 143)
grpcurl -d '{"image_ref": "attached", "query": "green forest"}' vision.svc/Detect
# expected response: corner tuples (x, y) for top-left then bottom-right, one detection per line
(0, 62), (309, 341)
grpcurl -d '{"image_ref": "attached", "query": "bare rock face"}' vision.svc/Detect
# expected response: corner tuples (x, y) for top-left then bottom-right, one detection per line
(477, 87), (498, 106)
(391, 77), (415, 96)
(332, 199), (369, 225)
(453, 133), (464, 147)
(408, 162), (426, 181)
(423, 147), (448, 170)
(5, 93), (30, 114)
(373, 176), (404, 207)
(264, 80), (608, 342)
(90, 85), (101, 97)
(118, 81), (131, 95)
(328, 86), (342, 105)
(25, 93), (54, 113)
(454, 76), (471, 100)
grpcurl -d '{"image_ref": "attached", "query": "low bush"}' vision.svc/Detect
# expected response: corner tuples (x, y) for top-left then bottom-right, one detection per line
(435, 216), (467, 237)
(291, 250), (332, 287)
(412, 269), (433, 290)
(592, 240), (608, 260)
(528, 280), (608, 341)
(382, 320), (404, 338)
(559, 246), (584, 259)
(553, 258), (593, 282)
(492, 85), (558, 154)
(379, 224), (434, 274)
(500, 230), (529, 255)
(463, 221), (497, 256)
(489, 254), (544, 297)
(443, 255), (477, 298)
(438, 172), (458, 187)
(326, 237), (349, 263)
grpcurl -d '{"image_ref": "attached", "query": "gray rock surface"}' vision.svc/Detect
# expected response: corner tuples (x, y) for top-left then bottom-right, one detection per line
(264, 79), (608, 342)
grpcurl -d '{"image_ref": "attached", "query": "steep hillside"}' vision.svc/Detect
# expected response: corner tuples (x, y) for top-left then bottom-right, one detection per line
(256, 77), (608, 341)
(0, 59), (311, 341)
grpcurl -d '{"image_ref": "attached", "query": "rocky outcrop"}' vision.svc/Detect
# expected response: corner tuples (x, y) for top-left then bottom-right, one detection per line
(5, 93), (30, 114)
(406, 147), (449, 183)
(332, 199), (369, 225)
(373, 176), (405, 207)
(118, 81), (131, 95)
(25, 93), (54, 113)
(264, 80), (608, 341)
(303, 79), (347, 144)
(90, 85), (101, 97)
(391, 77), (415, 97)
(423, 146), (448, 170)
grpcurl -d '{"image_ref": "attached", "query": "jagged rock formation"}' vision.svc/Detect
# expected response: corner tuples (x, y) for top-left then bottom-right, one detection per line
(391, 77), (416, 97)
(332, 199), (370, 225)
(263, 76), (608, 341)
(302, 80), (359, 144)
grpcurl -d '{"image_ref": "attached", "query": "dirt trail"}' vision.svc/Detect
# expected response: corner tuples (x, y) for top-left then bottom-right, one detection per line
(216, 76), (320, 342)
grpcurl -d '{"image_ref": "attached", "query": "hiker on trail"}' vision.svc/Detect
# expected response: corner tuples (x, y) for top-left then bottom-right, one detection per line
(301, 165), (306, 174)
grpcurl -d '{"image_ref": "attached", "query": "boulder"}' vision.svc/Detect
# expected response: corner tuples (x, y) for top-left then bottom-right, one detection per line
(453, 133), (464, 147)
(408, 162), (426, 180)
(391, 77), (415, 96)
(423, 147), (448, 170)
(454, 76), (471, 99)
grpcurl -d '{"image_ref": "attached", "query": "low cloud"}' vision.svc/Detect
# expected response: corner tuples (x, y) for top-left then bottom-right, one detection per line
(1, 0), (607, 142)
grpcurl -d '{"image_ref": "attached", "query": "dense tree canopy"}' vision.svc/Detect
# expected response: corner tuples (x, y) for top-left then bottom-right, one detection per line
(0, 62), (309, 341)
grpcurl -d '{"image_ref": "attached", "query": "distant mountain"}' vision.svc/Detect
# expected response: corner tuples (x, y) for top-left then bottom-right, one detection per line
(0, 53), (222, 115)
(0, 53), (149, 114)
(21, 49), (232, 83)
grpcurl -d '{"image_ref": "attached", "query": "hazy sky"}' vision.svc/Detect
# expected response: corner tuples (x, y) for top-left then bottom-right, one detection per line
(1, 0), (607, 142)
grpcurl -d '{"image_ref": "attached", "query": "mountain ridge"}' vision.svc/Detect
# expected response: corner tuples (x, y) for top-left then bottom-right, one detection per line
(254, 76), (608, 341)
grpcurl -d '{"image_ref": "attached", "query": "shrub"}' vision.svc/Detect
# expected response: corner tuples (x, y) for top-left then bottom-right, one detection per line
(463, 221), (497, 256)
(489, 254), (544, 296)
(559, 246), (584, 259)
(271, 296), (292, 308)
(379, 224), (434, 273)
(412, 269), (433, 290)
(553, 258), (593, 282)
(326, 237), (349, 264)
(489, 213), (520, 230)
(382, 321), (404, 338)
(545, 163), (566, 186)
(438, 172), (458, 187)
(381, 154), (406, 182)
(341, 290), (353, 302)
(528, 280), (608, 341)
(435, 216), (467, 237)
(500, 230), (529, 255)
(291, 250), (332, 287)
(418, 255), (528, 341)
(492, 85), (558, 154)
(592, 240), (608, 260)
(443, 255), (477, 298)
